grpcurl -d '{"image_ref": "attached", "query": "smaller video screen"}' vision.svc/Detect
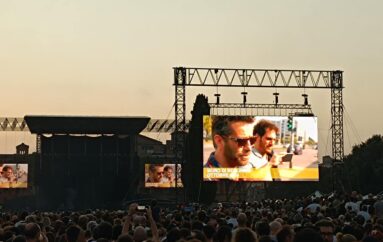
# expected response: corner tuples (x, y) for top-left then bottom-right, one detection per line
(144, 163), (183, 188)
(0, 163), (28, 188)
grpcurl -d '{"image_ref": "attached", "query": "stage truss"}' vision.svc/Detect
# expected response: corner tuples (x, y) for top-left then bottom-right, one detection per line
(173, 67), (344, 198)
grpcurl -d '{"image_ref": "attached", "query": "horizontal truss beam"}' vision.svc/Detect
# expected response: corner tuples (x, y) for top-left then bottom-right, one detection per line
(174, 67), (343, 88)
(1, 103), (312, 133)
(209, 103), (313, 116)
(0, 117), (28, 131)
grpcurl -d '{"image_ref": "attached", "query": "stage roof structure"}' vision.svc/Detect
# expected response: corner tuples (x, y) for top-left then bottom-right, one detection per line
(24, 115), (150, 135)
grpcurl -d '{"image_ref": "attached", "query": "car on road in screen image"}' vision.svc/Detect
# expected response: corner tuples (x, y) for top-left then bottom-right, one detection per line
(287, 144), (303, 155)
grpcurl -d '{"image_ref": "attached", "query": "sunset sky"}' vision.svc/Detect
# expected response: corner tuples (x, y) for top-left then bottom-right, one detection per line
(1, 0), (382, 155)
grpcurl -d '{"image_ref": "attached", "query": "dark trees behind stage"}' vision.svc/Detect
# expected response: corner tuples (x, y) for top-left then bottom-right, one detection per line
(344, 135), (383, 194)
(182, 94), (217, 203)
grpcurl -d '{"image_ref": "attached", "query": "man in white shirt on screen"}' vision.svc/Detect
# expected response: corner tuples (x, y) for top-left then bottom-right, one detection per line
(160, 165), (175, 186)
(252, 119), (282, 168)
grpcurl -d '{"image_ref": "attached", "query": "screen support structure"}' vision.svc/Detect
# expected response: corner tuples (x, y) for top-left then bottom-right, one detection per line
(331, 71), (344, 191)
(174, 67), (344, 200)
(174, 68), (187, 203)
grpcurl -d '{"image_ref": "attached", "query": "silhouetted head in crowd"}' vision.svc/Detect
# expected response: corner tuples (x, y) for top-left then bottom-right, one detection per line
(315, 219), (334, 242)
(66, 225), (85, 242)
(116, 234), (133, 242)
(277, 225), (294, 242)
(189, 230), (207, 242)
(2, 230), (15, 242)
(269, 220), (282, 236)
(93, 222), (113, 241)
(336, 233), (357, 242)
(237, 213), (247, 228)
(112, 224), (122, 241)
(166, 228), (181, 242)
(191, 220), (204, 231)
(179, 228), (191, 240)
(255, 221), (270, 237)
(258, 235), (273, 242)
(24, 223), (41, 242)
(77, 215), (88, 230)
(133, 226), (147, 242)
(213, 225), (232, 242)
(202, 225), (215, 241)
(13, 235), (27, 242)
(294, 228), (323, 242)
(232, 228), (257, 242)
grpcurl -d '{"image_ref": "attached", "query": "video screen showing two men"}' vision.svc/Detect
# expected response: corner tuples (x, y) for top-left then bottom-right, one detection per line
(144, 164), (183, 188)
(0, 163), (28, 188)
(203, 115), (319, 181)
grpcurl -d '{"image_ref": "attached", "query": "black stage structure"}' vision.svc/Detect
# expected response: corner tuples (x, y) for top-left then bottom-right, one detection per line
(174, 67), (344, 201)
(25, 115), (150, 209)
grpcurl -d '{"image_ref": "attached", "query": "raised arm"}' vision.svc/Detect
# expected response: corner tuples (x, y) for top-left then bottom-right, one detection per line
(146, 207), (159, 242)
(122, 203), (137, 235)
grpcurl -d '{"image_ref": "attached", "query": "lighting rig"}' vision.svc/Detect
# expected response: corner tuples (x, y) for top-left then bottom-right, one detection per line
(173, 67), (344, 199)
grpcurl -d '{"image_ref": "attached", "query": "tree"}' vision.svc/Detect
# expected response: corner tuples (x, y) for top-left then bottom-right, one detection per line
(344, 135), (383, 194)
(183, 94), (217, 203)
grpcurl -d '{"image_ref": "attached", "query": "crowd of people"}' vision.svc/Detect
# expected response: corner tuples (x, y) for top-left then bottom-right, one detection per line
(1, 191), (383, 242)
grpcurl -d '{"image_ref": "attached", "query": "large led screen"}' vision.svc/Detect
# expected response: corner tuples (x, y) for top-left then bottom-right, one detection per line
(144, 163), (183, 188)
(203, 115), (319, 181)
(0, 163), (28, 188)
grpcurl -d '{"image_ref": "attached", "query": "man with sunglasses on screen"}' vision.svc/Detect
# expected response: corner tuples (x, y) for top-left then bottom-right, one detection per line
(205, 116), (257, 169)
(252, 119), (281, 168)
(146, 164), (164, 183)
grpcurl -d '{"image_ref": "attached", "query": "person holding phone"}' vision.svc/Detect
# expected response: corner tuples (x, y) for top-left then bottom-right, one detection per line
(24, 223), (48, 242)
(122, 203), (159, 242)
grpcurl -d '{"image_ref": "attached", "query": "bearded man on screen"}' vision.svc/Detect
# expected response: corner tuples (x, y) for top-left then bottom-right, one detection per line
(205, 116), (257, 169)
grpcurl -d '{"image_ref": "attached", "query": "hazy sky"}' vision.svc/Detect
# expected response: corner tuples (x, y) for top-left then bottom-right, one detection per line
(1, 0), (382, 155)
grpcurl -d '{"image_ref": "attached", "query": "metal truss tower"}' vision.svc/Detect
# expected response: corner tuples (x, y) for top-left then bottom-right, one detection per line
(331, 71), (344, 163)
(173, 68), (187, 200)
